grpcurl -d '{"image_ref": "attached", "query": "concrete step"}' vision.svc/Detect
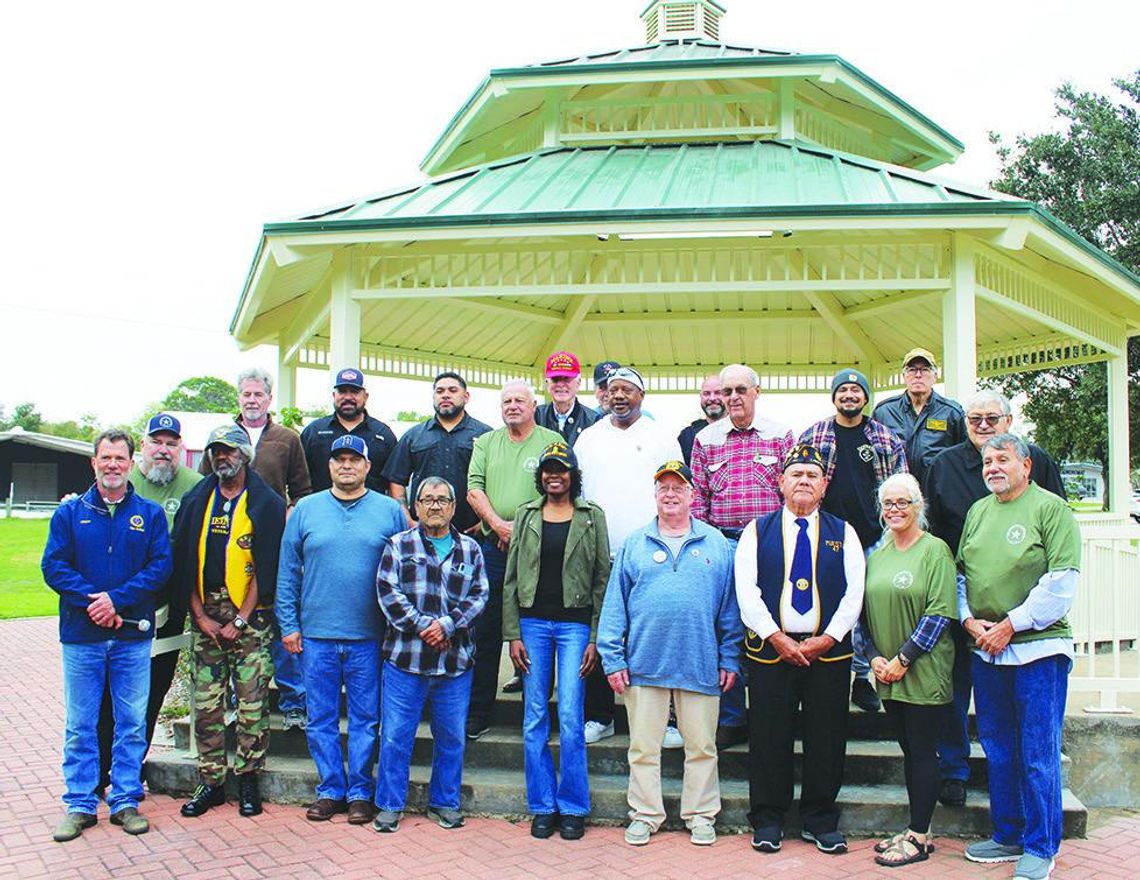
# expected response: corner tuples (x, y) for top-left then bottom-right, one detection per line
(170, 716), (1069, 789)
(144, 749), (1087, 838)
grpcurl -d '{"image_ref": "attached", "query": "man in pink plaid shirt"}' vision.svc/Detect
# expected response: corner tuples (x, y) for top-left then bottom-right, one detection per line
(690, 363), (794, 748)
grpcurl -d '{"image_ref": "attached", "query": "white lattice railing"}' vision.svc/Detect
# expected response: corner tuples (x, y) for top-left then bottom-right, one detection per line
(1070, 519), (1140, 713)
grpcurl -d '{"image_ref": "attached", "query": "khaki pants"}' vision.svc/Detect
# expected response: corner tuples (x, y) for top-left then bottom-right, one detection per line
(625, 685), (720, 830)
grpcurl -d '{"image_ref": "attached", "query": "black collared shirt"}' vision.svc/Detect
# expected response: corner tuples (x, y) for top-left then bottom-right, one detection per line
(300, 411), (397, 494)
(872, 389), (966, 487)
(380, 412), (492, 531)
(923, 439), (1067, 556)
(677, 417), (712, 466)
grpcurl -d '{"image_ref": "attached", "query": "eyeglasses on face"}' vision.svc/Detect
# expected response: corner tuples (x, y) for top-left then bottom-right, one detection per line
(904, 366), (934, 376)
(882, 499), (913, 511)
(967, 414), (1006, 427)
(417, 496), (454, 508)
(719, 385), (754, 398)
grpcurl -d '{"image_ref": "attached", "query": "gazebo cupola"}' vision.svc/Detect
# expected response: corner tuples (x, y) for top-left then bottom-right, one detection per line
(641, 0), (725, 43)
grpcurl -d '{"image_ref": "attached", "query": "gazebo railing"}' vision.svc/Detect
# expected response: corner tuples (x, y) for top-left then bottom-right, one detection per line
(1070, 519), (1140, 713)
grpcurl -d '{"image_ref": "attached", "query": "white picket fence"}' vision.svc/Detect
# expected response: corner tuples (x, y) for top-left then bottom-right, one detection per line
(1069, 516), (1140, 713)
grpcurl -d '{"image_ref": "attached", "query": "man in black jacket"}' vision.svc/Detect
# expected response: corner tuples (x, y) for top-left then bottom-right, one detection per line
(172, 425), (286, 820)
(677, 375), (726, 465)
(535, 351), (598, 447)
(923, 389), (1066, 809)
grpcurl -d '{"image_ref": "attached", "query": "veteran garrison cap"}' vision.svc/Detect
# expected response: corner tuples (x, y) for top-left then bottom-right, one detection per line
(784, 443), (826, 472)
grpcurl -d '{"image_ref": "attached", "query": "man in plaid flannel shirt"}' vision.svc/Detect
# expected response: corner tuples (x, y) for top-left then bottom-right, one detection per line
(372, 476), (489, 833)
(690, 363), (795, 748)
(800, 368), (908, 714)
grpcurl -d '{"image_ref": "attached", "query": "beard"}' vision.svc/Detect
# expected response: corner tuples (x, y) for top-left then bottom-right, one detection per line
(213, 459), (242, 480)
(142, 458), (177, 486)
(337, 401), (362, 420)
(434, 401), (463, 418)
(701, 400), (725, 420)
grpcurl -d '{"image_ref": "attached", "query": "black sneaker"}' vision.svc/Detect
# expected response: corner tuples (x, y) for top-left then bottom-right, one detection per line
(531, 812), (560, 839)
(939, 778), (968, 807)
(560, 814), (586, 841)
(465, 718), (489, 741)
(237, 772), (262, 817)
(181, 782), (227, 817)
(752, 826), (783, 852)
(802, 829), (848, 854)
(851, 677), (882, 713)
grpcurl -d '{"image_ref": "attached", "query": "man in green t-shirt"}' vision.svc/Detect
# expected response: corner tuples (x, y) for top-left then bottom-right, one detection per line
(466, 380), (562, 739)
(956, 434), (1080, 880)
(97, 413), (202, 796)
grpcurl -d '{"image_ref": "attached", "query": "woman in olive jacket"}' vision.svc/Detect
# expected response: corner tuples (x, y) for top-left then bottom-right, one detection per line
(503, 441), (610, 842)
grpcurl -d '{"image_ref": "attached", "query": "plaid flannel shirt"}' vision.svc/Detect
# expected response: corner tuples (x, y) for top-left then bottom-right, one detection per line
(691, 414), (795, 529)
(376, 526), (489, 677)
(799, 416), (908, 485)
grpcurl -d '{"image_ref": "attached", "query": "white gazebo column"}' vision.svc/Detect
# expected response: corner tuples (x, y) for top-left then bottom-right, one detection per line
(1107, 348), (1131, 516)
(276, 348), (297, 410)
(328, 253), (361, 383)
(942, 233), (978, 402)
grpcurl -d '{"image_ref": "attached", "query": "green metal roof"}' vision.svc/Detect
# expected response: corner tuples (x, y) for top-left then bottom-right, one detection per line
(522, 38), (793, 69)
(289, 141), (1005, 230)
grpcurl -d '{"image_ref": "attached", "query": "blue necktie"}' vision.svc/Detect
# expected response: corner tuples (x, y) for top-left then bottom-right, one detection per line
(790, 517), (814, 614)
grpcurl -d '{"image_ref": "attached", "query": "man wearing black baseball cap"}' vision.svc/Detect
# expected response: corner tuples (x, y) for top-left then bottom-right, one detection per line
(591, 361), (620, 415)
(301, 368), (398, 494)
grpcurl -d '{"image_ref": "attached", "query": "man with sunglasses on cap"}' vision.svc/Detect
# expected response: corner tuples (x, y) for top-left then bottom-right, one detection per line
(591, 360), (620, 415)
(277, 435), (407, 826)
(922, 390), (1064, 810)
(536, 351), (598, 447)
(872, 349), (966, 488)
(301, 368), (397, 494)
(735, 444), (865, 856)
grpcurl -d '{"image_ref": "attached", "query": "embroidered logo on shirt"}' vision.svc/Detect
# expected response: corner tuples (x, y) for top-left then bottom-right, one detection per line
(926, 418), (948, 431)
(164, 498), (181, 515)
(236, 534), (254, 549)
(523, 456), (540, 473)
(1006, 524), (1027, 545)
(893, 570), (914, 590)
(824, 539), (843, 553)
(129, 514), (146, 532)
(857, 444), (874, 463)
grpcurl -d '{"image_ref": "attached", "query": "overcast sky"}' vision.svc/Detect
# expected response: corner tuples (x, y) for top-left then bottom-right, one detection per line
(3, 0), (1137, 436)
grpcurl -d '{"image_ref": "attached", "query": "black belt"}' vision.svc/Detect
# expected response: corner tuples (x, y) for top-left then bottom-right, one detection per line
(718, 526), (744, 541)
(784, 632), (815, 642)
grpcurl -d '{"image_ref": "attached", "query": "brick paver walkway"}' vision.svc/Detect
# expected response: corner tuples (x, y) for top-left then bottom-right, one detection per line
(2, 617), (1136, 879)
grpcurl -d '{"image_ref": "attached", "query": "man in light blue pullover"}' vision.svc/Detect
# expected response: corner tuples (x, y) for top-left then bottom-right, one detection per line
(277, 435), (407, 826)
(596, 460), (742, 848)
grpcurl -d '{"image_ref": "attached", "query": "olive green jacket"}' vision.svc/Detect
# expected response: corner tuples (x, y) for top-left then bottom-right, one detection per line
(502, 497), (611, 642)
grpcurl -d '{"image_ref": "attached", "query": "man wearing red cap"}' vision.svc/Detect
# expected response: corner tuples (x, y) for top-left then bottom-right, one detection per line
(536, 351), (598, 447)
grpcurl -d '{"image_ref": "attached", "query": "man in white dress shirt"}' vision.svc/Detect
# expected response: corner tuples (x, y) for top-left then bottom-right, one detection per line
(734, 444), (865, 856)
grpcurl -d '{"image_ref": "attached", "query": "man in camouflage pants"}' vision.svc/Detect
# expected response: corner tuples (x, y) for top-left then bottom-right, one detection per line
(170, 425), (286, 818)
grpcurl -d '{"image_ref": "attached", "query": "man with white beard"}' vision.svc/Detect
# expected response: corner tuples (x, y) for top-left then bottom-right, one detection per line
(95, 414), (202, 797)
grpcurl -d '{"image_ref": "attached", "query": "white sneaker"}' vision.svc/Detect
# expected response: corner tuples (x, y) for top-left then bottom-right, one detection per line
(689, 819), (716, 846)
(583, 720), (614, 744)
(662, 725), (683, 749)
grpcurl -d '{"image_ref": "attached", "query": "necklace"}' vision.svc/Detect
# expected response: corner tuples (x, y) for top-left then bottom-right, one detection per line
(222, 499), (232, 514)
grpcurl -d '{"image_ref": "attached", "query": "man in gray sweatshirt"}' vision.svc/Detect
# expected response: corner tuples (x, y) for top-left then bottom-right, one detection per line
(596, 460), (741, 848)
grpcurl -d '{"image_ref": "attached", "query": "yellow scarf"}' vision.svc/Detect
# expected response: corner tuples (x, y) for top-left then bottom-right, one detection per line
(197, 489), (256, 608)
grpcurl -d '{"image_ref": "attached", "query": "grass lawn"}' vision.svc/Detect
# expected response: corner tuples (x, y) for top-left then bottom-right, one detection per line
(0, 519), (57, 619)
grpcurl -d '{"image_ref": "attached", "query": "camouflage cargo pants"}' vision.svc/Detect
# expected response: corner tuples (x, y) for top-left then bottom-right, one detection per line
(192, 610), (272, 785)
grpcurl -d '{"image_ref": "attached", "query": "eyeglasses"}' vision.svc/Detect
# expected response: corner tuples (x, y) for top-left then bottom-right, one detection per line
(655, 484), (691, 496)
(967, 414), (1006, 427)
(719, 385), (755, 398)
(882, 499), (913, 511)
(904, 366), (934, 376)
(417, 496), (454, 508)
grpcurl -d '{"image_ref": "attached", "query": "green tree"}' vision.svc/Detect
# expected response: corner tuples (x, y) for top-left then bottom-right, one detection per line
(161, 376), (238, 414)
(988, 72), (1140, 496)
(1, 402), (43, 432)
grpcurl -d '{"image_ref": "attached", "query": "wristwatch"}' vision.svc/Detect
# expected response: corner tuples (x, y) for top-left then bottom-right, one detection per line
(232, 615), (248, 631)
(897, 652), (911, 668)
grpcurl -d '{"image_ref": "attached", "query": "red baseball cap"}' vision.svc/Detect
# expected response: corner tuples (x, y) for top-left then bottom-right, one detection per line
(545, 351), (581, 379)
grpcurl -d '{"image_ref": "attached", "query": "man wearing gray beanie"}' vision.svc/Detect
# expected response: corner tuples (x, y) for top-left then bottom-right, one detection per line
(800, 369), (908, 713)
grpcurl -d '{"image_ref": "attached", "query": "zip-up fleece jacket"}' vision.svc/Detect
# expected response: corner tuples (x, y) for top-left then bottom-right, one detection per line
(42, 483), (173, 644)
(596, 516), (742, 696)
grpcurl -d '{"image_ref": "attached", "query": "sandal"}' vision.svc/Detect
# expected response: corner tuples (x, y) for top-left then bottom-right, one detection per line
(874, 832), (932, 868)
(875, 830), (935, 854)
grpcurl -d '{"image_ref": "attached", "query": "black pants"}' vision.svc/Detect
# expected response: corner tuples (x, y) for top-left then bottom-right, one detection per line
(468, 537), (506, 725)
(746, 655), (851, 833)
(884, 699), (947, 834)
(96, 647), (181, 790)
(583, 665), (615, 725)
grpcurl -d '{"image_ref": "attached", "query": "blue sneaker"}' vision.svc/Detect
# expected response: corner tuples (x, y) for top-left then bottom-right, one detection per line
(1013, 854), (1055, 879)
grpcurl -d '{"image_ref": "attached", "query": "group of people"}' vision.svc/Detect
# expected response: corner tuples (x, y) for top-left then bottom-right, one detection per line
(41, 350), (1078, 880)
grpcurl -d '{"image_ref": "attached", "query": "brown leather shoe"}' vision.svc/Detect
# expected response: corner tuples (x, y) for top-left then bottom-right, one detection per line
(347, 800), (375, 825)
(306, 798), (347, 821)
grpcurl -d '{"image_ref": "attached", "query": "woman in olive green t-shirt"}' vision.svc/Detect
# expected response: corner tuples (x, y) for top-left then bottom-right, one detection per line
(864, 473), (957, 867)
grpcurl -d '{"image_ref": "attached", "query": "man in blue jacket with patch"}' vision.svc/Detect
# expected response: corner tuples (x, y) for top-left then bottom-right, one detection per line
(42, 429), (173, 843)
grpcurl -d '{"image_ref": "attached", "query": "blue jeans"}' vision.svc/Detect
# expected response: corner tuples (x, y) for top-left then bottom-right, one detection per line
(61, 638), (150, 814)
(519, 618), (591, 816)
(469, 537), (506, 724)
(376, 663), (472, 812)
(718, 537), (746, 728)
(270, 618), (305, 714)
(937, 624), (973, 781)
(302, 638), (380, 803)
(972, 653), (1069, 859)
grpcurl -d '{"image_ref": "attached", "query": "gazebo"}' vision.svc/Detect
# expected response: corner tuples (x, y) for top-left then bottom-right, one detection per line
(227, 0), (1140, 517)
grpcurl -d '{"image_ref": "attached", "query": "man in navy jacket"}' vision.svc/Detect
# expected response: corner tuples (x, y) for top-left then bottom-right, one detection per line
(42, 429), (172, 843)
